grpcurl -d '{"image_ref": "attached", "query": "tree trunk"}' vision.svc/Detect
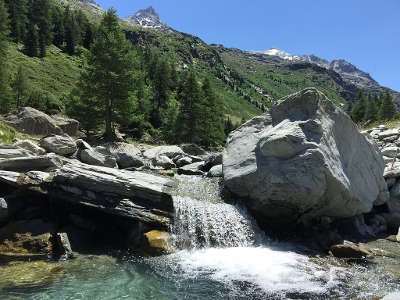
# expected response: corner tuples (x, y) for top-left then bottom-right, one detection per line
(105, 100), (113, 141)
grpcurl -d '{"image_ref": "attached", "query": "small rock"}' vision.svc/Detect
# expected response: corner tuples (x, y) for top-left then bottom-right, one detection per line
(144, 230), (173, 254)
(378, 124), (388, 131)
(0, 198), (7, 223)
(13, 140), (46, 155)
(159, 170), (174, 177)
(143, 145), (184, 160)
(202, 152), (223, 172)
(378, 129), (400, 140)
(329, 241), (371, 259)
(178, 161), (205, 176)
(80, 149), (118, 168)
(52, 232), (73, 259)
(175, 156), (193, 168)
(152, 155), (175, 169)
(40, 134), (77, 156)
(180, 144), (207, 156)
(207, 164), (223, 177)
(381, 146), (400, 159)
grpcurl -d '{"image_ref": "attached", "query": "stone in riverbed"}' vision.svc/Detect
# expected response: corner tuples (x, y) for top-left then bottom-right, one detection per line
(13, 140), (46, 155)
(381, 146), (400, 159)
(329, 241), (371, 259)
(52, 232), (74, 259)
(378, 129), (400, 140)
(0, 198), (7, 223)
(144, 230), (173, 254)
(80, 149), (118, 168)
(223, 88), (388, 228)
(52, 115), (80, 136)
(143, 145), (184, 160)
(40, 134), (77, 156)
(103, 143), (144, 169)
(178, 161), (205, 176)
(152, 155), (175, 169)
(207, 164), (223, 177)
(0, 153), (63, 172)
(0, 145), (33, 159)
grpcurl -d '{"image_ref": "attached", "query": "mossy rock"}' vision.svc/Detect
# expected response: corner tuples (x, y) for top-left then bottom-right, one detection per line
(144, 230), (173, 255)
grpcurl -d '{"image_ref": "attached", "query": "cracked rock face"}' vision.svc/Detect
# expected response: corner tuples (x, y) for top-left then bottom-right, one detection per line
(223, 88), (388, 228)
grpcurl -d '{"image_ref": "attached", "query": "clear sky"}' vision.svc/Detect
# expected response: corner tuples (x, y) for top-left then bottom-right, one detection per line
(96, 0), (400, 91)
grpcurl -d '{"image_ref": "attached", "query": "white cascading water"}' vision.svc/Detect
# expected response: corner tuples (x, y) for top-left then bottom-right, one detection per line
(166, 175), (347, 298)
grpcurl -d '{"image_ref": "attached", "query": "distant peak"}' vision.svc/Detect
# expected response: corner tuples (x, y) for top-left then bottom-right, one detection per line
(125, 6), (166, 29)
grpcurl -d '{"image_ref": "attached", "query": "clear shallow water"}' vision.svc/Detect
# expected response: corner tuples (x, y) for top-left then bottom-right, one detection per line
(1, 175), (400, 299)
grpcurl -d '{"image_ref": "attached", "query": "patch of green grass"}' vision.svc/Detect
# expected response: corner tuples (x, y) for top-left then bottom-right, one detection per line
(0, 121), (17, 144)
(7, 43), (82, 102)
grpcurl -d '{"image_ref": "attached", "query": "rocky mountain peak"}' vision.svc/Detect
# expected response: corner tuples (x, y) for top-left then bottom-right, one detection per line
(125, 6), (166, 29)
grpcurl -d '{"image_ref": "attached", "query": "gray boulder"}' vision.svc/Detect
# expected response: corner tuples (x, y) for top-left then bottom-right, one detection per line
(208, 164), (223, 177)
(175, 156), (193, 168)
(52, 115), (80, 136)
(202, 152), (223, 172)
(3, 107), (63, 135)
(80, 149), (118, 168)
(13, 140), (46, 155)
(178, 161), (205, 176)
(0, 146), (33, 159)
(104, 143), (144, 169)
(180, 144), (207, 156)
(40, 134), (77, 156)
(0, 153), (63, 172)
(143, 145), (184, 160)
(152, 155), (175, 169)
(223, 88), (388, 227)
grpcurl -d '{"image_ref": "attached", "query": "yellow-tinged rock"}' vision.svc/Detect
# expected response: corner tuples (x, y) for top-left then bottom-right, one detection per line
(144, 230), (173, 254)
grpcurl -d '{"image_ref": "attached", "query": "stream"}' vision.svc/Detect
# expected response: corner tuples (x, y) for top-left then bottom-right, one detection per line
(0, 175), (400, 299)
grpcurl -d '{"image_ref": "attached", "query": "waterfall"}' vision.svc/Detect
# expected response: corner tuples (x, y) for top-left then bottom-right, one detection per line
(171, 195), (264, 249)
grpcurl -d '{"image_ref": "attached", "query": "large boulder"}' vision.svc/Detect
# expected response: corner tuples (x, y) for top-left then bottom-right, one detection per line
(13, 140), (46, 155)
(223, 88), (388, 228)
(102, 143), (144, 169)
(3, 107), (63, 136)
(80, 149), (118, 168)
(52, 115), (80, 136)
(143, 145), (184, 160)
(39, 134), (77, 156)
(0, 145), (33, 159)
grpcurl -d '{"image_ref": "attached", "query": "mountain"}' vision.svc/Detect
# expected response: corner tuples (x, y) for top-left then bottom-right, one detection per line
(252, 48), (399, 104)
(58, 0), (104, 15)
(125, 6), (167, 29)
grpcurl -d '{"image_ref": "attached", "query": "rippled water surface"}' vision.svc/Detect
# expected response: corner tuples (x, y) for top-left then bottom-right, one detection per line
(1, 175), (399, 299)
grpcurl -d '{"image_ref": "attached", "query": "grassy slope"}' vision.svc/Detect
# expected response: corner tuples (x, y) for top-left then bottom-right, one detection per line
(6, 43), (82, 102)
(219, 49), (348, 106)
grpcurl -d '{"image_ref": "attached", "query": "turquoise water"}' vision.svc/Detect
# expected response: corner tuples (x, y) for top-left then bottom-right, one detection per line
(1, 175), (400, 299)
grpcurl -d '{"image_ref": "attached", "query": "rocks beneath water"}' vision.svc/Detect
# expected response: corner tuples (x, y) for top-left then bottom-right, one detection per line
(40, 134), (77, 156)
(223, 88), (388, 229)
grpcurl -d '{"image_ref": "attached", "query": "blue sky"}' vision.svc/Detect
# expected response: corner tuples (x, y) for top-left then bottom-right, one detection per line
(96, 0), (400, 91)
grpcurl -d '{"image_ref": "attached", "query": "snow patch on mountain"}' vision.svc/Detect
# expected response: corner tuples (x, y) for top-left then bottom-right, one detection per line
(125, 6), (166, 29)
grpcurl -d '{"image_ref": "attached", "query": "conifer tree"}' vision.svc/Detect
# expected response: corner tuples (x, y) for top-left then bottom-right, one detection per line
(12, 65), (28, 108)
(5, 0), (28, 43)
(24, 17), (39, 57)
(364, 95), (378, 122)
(0, 0), (11, 113)
(176, 71), (201, 143)
(200, 77), (225, 146)
(351, 91), (367, 123)
(378, 92), (397, 121)
(77, 9), (135, 140)
(35, 0), (52, 57)
(64, 7), (79, 55)
(150, 58), (170, 127)
(52, 6), (64, 48)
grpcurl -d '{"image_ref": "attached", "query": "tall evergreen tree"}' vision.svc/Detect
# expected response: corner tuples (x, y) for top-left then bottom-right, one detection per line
(64, 6), (79, 55)
(150, 58), (170, 127)
(12, 65), (28, 108)
(77, 9), (135, 140)
(378, 92), (397, 121)
(24, 17), (39, 57)
(34, 0), (52, 57)
(201, 78), (225, 146)
(52, 5), (64, 48)
(364, 95), (378, 122)
(0, 0), (10, 113)
(176, 71), (201, 143)
(5, 0), (28, 43)
(351, 91), (367, 123)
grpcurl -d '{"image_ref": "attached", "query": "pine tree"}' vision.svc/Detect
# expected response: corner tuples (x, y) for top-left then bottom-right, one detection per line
(364, 95), (378, 122)
(12, 65), (28, 108)
(176, 71), (201, 143)
(0, 0), (11, 113)
(64, 7), (79, 55)
(378, 92), (397, 121)
(351, 91), (367, 123)
(5, 0), (28, 43)
(52, 5), (64, 48)
(24, 18), (39, 57)
(150, 58), (170, 127)
(77, 9), (135, 140)
(35, 0), (52, 57)
(200, 77), (225, 146)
